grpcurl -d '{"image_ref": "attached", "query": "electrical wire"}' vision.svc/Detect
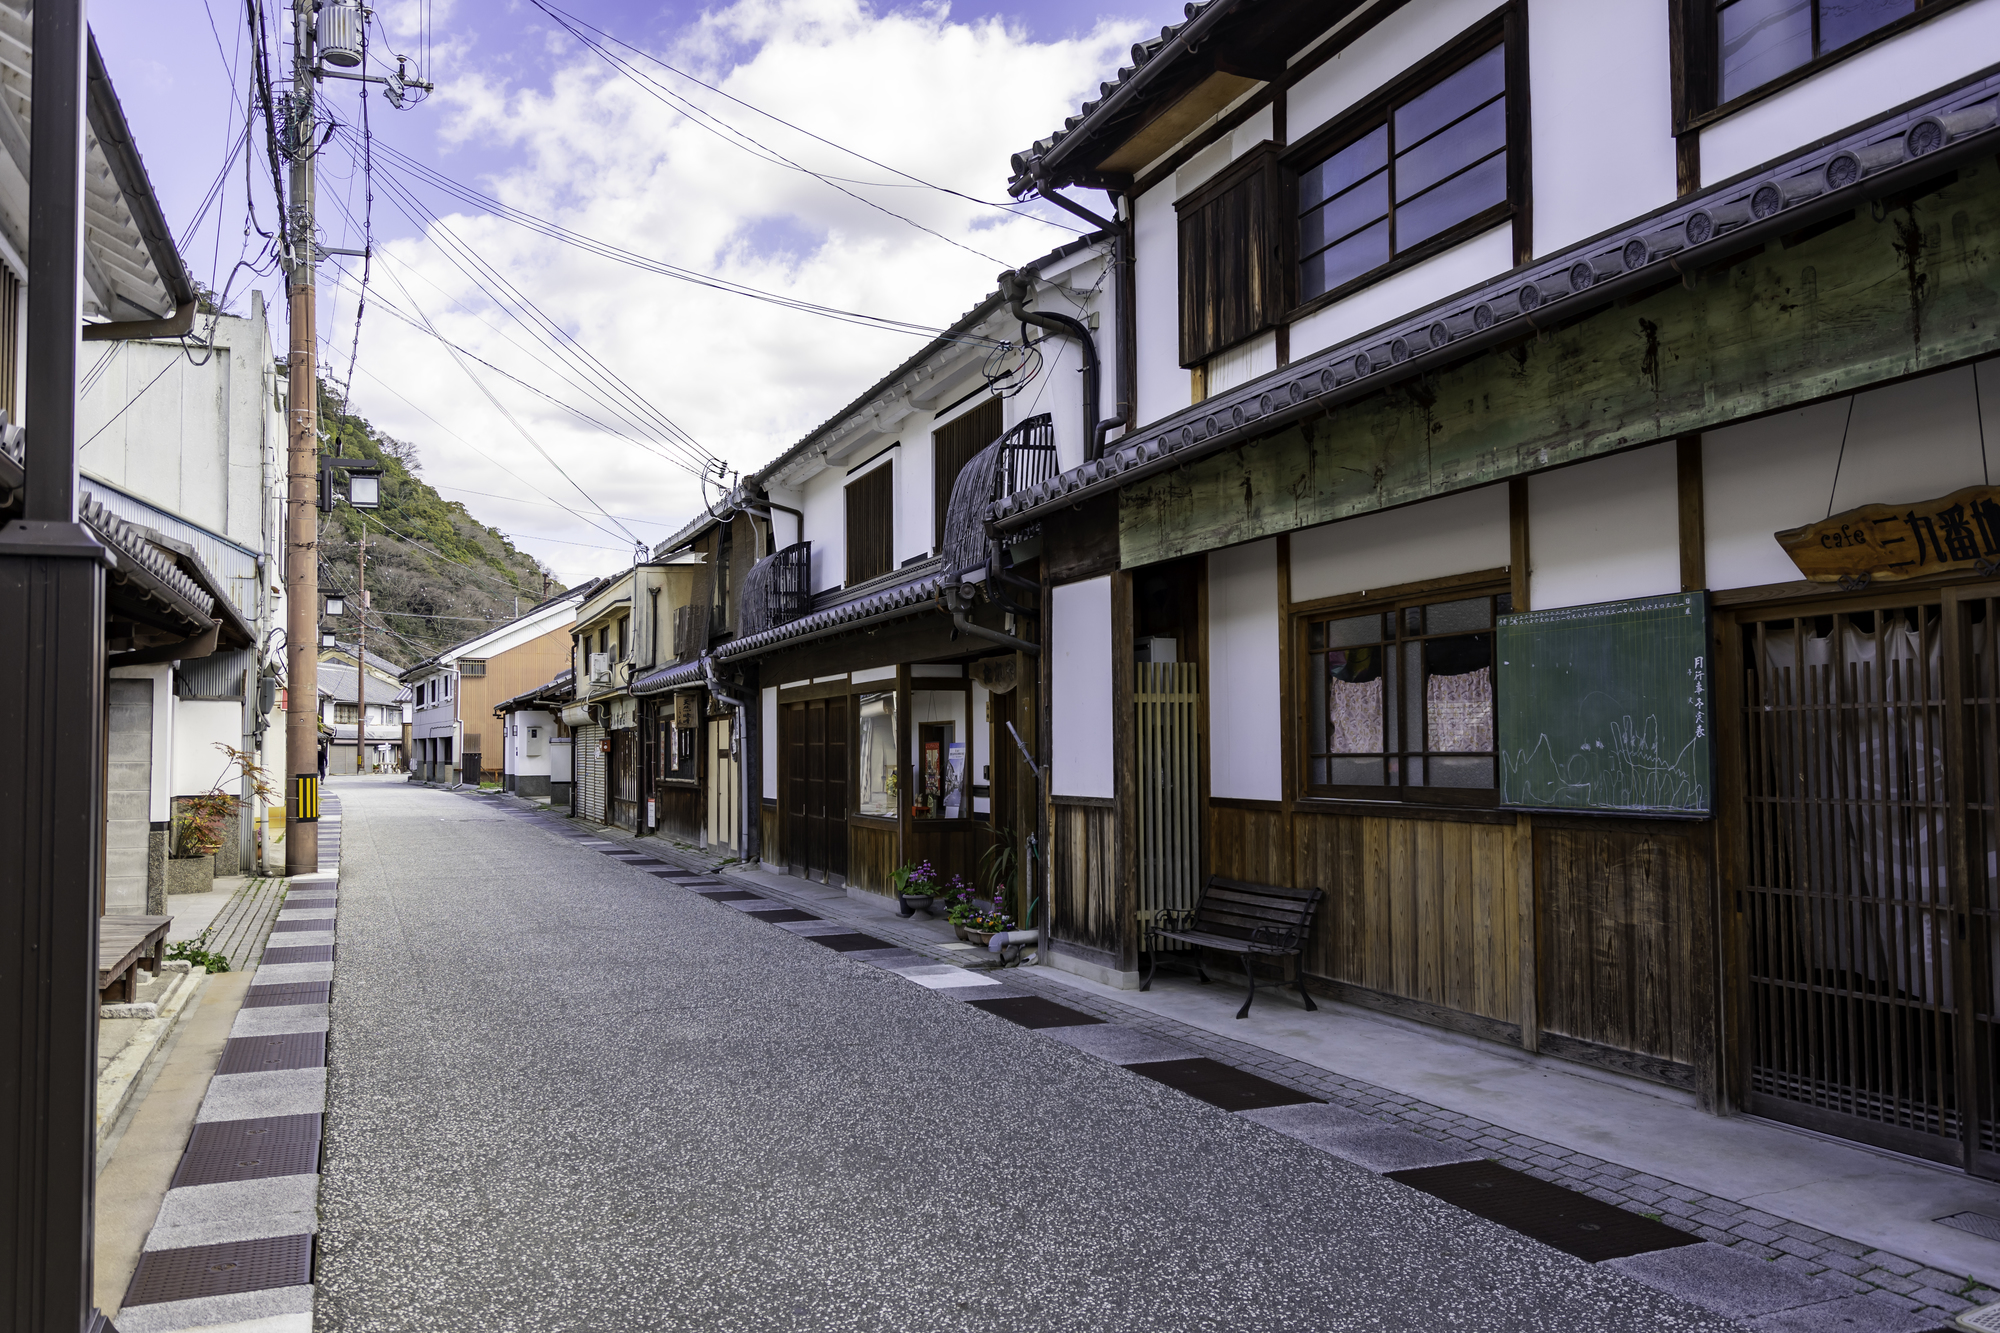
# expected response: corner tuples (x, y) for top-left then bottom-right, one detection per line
(534, 0), (1083, 227)
(532, 3), (1012, 266)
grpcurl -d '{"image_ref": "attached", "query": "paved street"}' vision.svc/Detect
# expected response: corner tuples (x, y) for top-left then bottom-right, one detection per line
(314, 781), (1737, 1333)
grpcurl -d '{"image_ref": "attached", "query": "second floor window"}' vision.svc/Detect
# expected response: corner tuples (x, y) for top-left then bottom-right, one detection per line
(335, 703), (359, 724)
(846, 460), (894, 586)
(1716, 0), (1916, 103)
(1297, 40), (1510, 305)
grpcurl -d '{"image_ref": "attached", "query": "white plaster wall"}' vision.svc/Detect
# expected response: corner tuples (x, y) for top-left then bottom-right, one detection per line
(762, 686), (779, 799)
(1528, 443), (1681, 609)
(1291, 484), (1511, 603)
(1133, 178), (1184, 431)
(1704, 364), (2000, 590)
(1208, 331), (1279, 396)
(1528, 0), (1677, 254)
(1701, 0), (2000, 184)
(765, 482), (807, 551)
(894, 412), (937, 563)
(1289, 227), (1514, 360)
(1287, 0), (1508, 143)
(800, 462), (846, 592)
(1207, 539), (1283, 801)
(1051, 576), (1116, 799)
(172, 699), (246, 797)
(111, 664), (174, 822)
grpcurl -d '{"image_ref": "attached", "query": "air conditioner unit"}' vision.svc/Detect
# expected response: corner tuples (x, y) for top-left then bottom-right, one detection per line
(588, 652), (612, 684)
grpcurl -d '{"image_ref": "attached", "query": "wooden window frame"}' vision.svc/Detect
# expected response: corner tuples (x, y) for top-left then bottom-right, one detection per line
(1673, 0), (1974, 134)
(1290, 568), (1511, 811)
(932, 396), (1003, 552)
(844, 459), (896, 588)
(1281, 7), (1530, 326)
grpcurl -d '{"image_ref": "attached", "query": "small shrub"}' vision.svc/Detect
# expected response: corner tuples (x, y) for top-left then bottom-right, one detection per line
(165, 929), (230, 973)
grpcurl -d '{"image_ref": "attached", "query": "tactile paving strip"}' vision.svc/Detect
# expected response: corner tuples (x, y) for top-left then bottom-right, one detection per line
(1388, 1159), (1703, 1263)
(259, 945), (335, 964)
(216, 1032), (328, 1076)
(122, 1233), (315, 1307)
(1125, 1057), (1323, 1113)
(241, 982), (332, 1009)
(170, 1115), (324, 1188)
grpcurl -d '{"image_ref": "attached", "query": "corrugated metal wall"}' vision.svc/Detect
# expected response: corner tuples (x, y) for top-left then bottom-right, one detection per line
(575, 722), (607, 823)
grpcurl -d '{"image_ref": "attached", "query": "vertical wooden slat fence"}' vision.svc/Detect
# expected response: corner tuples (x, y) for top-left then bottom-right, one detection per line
(1135, 662), (1201, 951)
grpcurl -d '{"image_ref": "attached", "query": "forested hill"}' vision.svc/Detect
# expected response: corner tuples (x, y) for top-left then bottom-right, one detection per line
(317, 387), (564, 669)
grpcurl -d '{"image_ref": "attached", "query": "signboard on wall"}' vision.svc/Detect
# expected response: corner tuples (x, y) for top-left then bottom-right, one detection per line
(1776, 484), (2000, 585)
(1496, 593), (1711, 816)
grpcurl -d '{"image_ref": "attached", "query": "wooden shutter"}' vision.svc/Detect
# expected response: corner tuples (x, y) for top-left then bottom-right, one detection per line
(932, 397), (1002, 551)
(845, 461), (894, 586)
(1176, 142), (1291, 368)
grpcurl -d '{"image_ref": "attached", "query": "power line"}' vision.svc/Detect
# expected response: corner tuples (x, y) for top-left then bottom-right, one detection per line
(534, 0), (1083, 227)
(532, 3), (1012, 267)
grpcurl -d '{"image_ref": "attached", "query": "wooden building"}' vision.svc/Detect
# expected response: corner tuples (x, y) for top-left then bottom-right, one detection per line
(989, 0), (2000, 1178)
(630, 247), (1108, 904)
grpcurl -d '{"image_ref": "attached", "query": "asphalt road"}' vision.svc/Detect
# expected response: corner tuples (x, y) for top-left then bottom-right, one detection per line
(315, 781), (1743, 1332)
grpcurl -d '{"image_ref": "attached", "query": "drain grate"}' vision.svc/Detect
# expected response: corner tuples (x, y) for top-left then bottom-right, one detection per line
(122, 1233), (314, 1307)
(259, 945), (334, 965)
(1125, 1057), (1323, 1113)
(968, 996), (1105, 1030)
(804, 932), (894, 953)
(1957, 1300), (2000, 1333)
(171, 1115), (323, 1188)
(1388, 1158), (1700, 1263)
(241, 983), (331, 1009)
(268, 919), (329, 933)
(216, 1032), (327, 1076)
(746, 909), (820, 923)
(1938, 1211), (2000, 1242)
(697, 890), (762, 901)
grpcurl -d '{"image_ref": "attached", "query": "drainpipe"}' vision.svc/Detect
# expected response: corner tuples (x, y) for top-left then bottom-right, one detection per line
(940, 573), (1040, 656)
(698, 650), (760, 864)
(998, 268), (1115, 464)
(1029, 180), (1137, 450)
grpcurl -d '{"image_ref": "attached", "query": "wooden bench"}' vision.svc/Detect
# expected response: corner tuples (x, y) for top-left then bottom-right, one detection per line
(99, 915), (173, 1004)
(1141, 876), (1323, 1019)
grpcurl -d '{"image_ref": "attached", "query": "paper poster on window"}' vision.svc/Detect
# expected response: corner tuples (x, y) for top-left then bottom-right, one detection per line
(944, 743), (967, 819)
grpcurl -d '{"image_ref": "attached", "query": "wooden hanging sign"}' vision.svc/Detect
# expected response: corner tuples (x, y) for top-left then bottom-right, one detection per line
(1775, 485), (2000, 584)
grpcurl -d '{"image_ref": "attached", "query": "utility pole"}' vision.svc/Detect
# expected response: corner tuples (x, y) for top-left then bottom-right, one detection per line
(283, 0), (322, 872)
(356, 519), (368, 773)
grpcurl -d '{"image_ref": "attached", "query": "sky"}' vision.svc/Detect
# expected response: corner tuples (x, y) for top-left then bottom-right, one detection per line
(90, 0), (1157, 585)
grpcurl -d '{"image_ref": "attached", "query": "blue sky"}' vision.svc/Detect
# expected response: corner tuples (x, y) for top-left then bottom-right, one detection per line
(90, 0), (1156, 582)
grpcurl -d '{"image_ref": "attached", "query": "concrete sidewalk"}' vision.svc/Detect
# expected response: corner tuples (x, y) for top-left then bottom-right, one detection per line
(498, 791), (2000, 1331)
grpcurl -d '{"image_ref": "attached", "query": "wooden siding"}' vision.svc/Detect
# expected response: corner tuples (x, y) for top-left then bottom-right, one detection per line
(1123, 167), (2000, 567)
(906, 820), (985, 892)
(1535, 821), (1713, 1088)
(847, 819), (899, 896)
(654, 784), (701, 841)
(1052, 799), (1126, 965)
(845, 462), (894, 586)
(460, 624), (576, 744)
(1176, 142), (1289, 368)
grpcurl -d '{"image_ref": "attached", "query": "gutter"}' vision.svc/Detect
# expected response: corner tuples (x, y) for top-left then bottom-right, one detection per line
(998, 268), (1109, 463)
(992, 90), (2000, 532)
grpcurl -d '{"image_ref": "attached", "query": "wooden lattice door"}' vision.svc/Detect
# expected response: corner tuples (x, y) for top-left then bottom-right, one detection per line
(1733, 592), (1997, 1177)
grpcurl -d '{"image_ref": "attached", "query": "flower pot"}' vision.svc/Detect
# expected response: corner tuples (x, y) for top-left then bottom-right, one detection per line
(966, 928), (996, 947)
(166, 855), (215, 896)
(897, 893), (934, 918)
(953, 922), (969, 941)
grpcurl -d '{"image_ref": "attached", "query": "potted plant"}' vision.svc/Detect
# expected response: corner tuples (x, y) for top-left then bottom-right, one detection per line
(167, 793), (230, 895)
(962, 907), (1016, 948)
(893, 860), (939, 917)
(941, 877), (979, 938)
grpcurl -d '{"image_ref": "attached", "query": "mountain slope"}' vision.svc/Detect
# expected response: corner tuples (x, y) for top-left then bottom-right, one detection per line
(316, 388), (565, 669)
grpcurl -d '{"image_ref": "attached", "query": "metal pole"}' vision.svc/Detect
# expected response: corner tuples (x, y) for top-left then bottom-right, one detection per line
(0, 0), (117, 1327)
(356, 520), (366, 773)
(284, 0), (321, 870)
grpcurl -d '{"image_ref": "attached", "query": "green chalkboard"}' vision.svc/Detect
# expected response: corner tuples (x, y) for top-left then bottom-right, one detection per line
(1497, 592), (1711, 815)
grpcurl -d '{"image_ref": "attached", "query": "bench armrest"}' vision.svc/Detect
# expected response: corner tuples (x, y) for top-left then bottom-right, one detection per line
(1249, 923), (1304, 952)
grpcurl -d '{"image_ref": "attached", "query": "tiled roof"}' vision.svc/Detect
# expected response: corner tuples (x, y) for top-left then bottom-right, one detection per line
(82, 491), (215, 628)
(992, 74), (2000, 530)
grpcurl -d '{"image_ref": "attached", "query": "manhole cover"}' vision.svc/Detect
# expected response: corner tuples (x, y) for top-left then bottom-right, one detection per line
(1124, 1057), (1322, 1113)
(216, 1032), (326, 1076)
(805, 932), (894, 953)
(122, 1233), (313, 1307)
(241, 982), (331, 1009)
(967, 996), (1105, 1030)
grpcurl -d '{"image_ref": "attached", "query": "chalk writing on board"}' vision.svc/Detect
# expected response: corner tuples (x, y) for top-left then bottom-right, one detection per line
(1501, 712), (1707, 812)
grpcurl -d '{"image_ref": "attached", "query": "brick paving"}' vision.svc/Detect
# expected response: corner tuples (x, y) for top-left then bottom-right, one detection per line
(488, 790), (2000, 1328)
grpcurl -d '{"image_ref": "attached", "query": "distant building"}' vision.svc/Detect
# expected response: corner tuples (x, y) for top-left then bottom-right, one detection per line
(402, 588), (587, 786)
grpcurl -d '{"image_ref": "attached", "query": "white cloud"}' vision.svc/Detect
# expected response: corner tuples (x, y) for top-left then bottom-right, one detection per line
(340, 0), (1139, 586)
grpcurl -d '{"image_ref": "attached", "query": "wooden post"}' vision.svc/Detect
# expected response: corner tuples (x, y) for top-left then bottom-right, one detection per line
(1113, 570), (1139, 973)
(1677, 436), (1706, 593)
(1508, 477), (1536, 1052)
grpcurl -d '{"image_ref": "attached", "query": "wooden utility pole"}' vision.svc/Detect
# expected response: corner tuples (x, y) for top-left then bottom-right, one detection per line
(356, 521), (368, 772)
(284, 0), (321, 869)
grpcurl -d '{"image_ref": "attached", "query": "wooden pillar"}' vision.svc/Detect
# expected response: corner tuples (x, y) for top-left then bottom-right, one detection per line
(1112, 570), (1138, 972)
(1677, 436), (1706, 593)
(1508, 476), (1537, 1052)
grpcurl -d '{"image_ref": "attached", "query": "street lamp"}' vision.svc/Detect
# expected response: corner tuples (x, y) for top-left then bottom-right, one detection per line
(346, 470), (380, 508)
(325, 596), (344, 616)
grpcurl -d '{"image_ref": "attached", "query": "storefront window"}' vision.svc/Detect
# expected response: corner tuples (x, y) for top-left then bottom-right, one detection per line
(856, 691), (898, 817)
(1305, 591), (1507, 803)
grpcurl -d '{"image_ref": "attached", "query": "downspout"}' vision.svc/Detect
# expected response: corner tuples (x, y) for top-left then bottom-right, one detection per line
(1026, 181), (1136, 454)
(698, 649), (759, 864)
(939, 572), (1040, 656)
(998, 268), (1112, 463)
